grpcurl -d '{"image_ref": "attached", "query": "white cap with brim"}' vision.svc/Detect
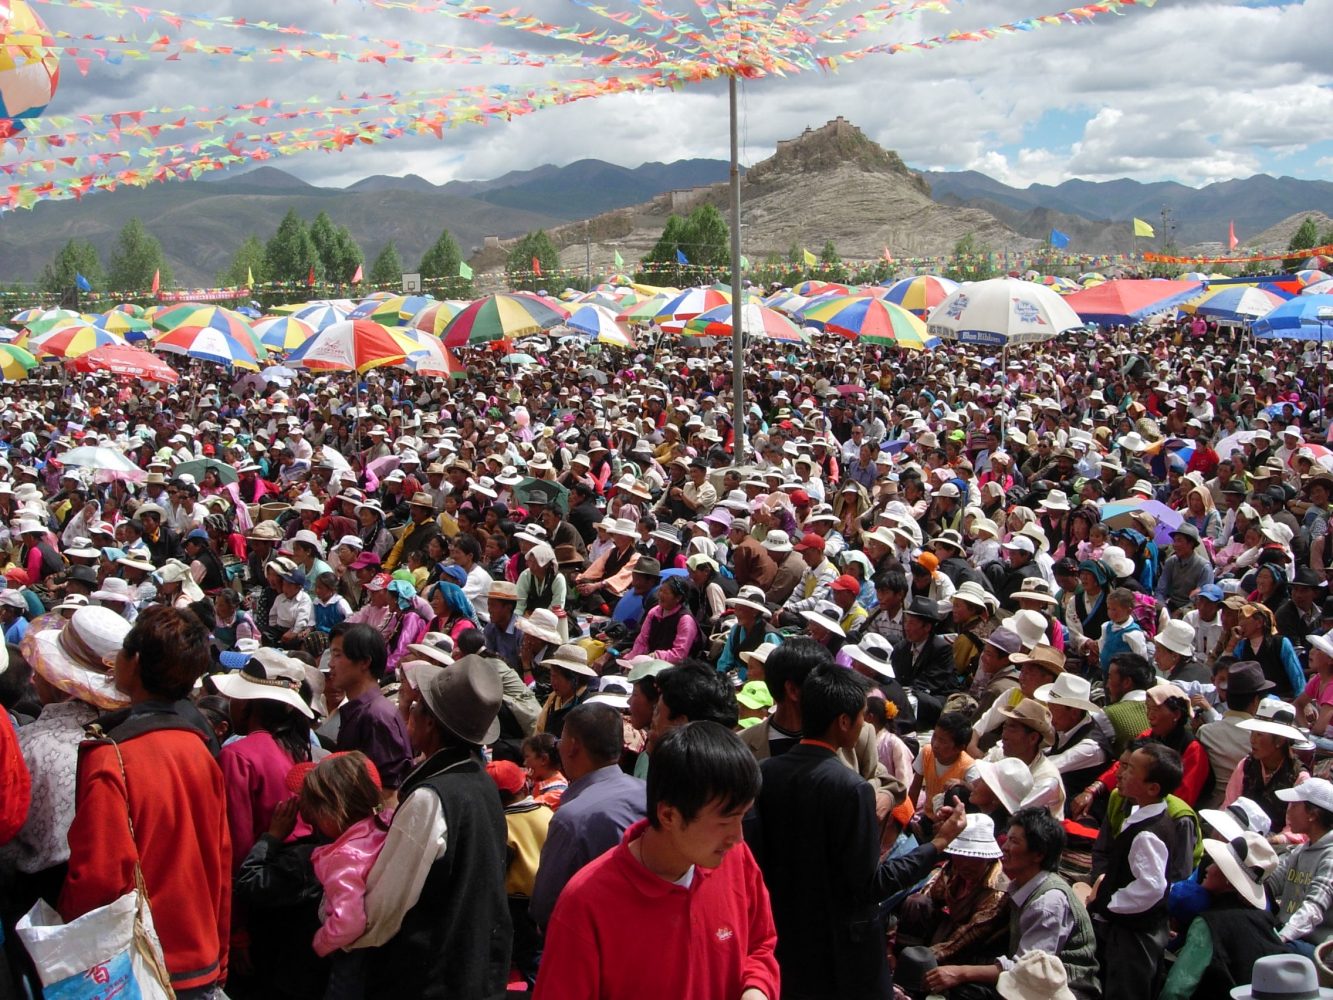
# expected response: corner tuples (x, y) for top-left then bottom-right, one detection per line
(1277, 776), (1333, 812)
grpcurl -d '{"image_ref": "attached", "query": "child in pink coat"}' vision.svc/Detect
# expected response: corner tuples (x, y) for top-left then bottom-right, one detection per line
(289, 751), (393, 1000)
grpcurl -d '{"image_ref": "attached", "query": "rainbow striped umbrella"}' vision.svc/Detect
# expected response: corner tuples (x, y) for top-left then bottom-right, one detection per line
(254, 315), (317, 352)
(29, 324), (126, 359)
(685, 303), (808, 344)
(287, 319), (409, 374)
(792, 280), (849, 297)
(618, 293), (674, 324)
(800, 295), (937, 349)
(0, 344), (38, 381)
(1184, 286), (1285, 321)
(566, 304), (637, 349)
(878, 275), (959, 315)
(409, 301), (468, 337)
(350, 294), (434, 327)
(155, 305), (267, 360)
(23, 309), (87, 337)
(1297, 270), (1330, 287)
(392, 328), (463, 377)
(653, 287), (733, 328)
(288, 303), (350, 331)
(440, 294), (567, 347)
(109, 303), (145, 317)
(93, 311), (153, 341)
(155, 324), (261, 370)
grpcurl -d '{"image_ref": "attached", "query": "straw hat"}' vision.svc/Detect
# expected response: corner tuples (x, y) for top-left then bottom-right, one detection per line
(210, 652), (314, 719)
(419, 654), (503, 746)
(91, 577), (134, 605)
(944, 814), (1003, 860)
(541, 643), (598, 678)
(1010, 642), (1065, 678)
(952, 580), (991, 610)
(1016, 578), (1059, 605)
(23, 606), (132, 711)
(514, 609), (562, 646)
(608, 517), (637, 539)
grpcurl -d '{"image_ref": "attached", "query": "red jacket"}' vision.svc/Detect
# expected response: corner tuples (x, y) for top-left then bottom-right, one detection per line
(1095, 726), (1212, 806)
(0, 709), (30, 844)
(60, 727), (232, 991)
(534, 819), (779, 1000)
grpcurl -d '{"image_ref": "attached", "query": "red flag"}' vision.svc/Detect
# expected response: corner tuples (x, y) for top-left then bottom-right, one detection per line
(351, 263), (363, 283)
(532, 256), (542, 277)
(1228, 221), (1238, 251)
(150, 268), (160, 295)
(307, 265), (316, 287)
(882, 246), (893, 264)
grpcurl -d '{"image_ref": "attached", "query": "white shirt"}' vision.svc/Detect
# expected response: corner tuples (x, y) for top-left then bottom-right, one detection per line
(1106, 801), (1170, 915)
(463, 563), (493, 623)
(271, 590), (314, 630)
(353, 786), (448, 949)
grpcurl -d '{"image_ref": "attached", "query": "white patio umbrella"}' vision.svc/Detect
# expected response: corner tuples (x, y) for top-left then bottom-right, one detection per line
(927, 277), (1085, 346)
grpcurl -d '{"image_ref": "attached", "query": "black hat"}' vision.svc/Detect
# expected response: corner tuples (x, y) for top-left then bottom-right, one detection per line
(904, 596), (944, 622)
(631, 556), (662, 578)
(1170, 523), (1201, 546)
(65, 565), (98, 586)
(1228, 660), (1276, 697)
(1292, 566), (1327, 590)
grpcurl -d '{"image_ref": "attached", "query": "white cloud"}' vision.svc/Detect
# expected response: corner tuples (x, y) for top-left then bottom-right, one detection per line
(17, 0), (1332, 191)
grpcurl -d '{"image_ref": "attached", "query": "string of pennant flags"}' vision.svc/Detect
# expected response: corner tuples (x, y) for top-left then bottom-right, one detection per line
(6, 240), (1326, 314)
(0, 0), (1164, 211)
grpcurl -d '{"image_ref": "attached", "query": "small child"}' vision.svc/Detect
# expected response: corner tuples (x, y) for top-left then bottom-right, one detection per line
(864, 695), (913, 791)
(522, 732), (568, 809)
(908, 711), (975, 830)
(313, 572), (352, 634)
(405, 549), (431, 594)
(484, 534), (509, 581)
(1086, 740), (1183, 998)
(1078, 522), (1110, 563)
(290, 751), (393, 1000)
(486, 759), (553, 988)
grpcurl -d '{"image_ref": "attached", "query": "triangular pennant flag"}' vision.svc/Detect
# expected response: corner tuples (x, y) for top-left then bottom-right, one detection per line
(532, 256), (542, 277)
(883, 246), (893, 264)
(246, 265), (254, 287)
(1228, 221), (1238, 251)
(1049, 229), (1070, 249)
(613, 250), (624, 269)
(75, 272), (91, 292)
(459, 260), (473, 280)
(151, 268), (160, 294)
(351, 263), (363, 283)
(307, 265), (316, 287)
(675, 249), (688, 265)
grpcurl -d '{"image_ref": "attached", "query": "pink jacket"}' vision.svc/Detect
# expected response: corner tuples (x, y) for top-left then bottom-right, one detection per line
(311, 810), (395, 956)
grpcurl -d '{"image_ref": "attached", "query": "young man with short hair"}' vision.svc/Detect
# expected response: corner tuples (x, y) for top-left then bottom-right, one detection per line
(329, 622), (413, 789)
(534, 722), (777, 1000)
(746, 664), (966, 999)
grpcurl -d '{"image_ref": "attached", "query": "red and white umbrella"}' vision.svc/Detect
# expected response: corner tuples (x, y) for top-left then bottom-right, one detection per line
(67, 344), (180, 383)
(286, 319), (408, 374)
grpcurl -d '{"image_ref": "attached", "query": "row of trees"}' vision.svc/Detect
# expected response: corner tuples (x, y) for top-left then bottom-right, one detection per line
(1286, 216), (1333, 271)
(38, 213), (477, 303)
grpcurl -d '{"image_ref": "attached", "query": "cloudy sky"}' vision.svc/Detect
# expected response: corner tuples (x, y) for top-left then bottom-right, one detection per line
(26, 0), (1333, 191)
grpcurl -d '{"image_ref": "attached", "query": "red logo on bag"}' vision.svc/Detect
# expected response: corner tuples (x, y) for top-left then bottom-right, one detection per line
(89, 963), (110, 984)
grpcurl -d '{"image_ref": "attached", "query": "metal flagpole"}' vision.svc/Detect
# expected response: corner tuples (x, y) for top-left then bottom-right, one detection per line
(728, 73), (746, 464)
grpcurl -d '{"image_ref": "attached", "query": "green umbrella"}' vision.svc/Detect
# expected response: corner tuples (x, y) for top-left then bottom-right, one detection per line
(514, 477), (569, 516)
(173, 459), (239, 485)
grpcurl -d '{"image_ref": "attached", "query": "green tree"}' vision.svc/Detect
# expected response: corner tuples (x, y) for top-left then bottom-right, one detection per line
(263, 209), (320, 286)
(640, 215), (690, 285)
(943, 233), (1000, 282)
(40, 239), (104, 296)
(418, 228), (472, 295)
(818, 240), (848, 283)
(638, 205), (730, 285)
(309, 212), (363, 283)
(1286, 216), (1322, 271)
(506, 230), (561, 291)
(683, 204), (730, 270)
(106, 219), (172, 293)
(217, 235), (267, 288)
(1320, 224), (1333, 250)
(368, 242), (404, 287)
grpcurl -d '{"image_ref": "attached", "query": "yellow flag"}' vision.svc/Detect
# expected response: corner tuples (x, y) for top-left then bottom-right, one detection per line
(1132, 218), (1155, 238)
(246, 266), (254, 287)
(802, 248), (817, 266)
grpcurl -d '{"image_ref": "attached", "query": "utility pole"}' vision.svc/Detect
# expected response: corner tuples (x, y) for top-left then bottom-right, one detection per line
(1159, 206), (1176, 251)
(585, 221), (592, 289)
(728, 73), (745, 464)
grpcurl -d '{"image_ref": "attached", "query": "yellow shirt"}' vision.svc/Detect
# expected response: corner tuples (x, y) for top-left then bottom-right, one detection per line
(503, 800), (553, 897)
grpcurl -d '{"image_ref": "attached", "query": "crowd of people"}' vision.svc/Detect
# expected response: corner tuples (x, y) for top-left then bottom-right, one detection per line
(2, 311), (1333, 1000)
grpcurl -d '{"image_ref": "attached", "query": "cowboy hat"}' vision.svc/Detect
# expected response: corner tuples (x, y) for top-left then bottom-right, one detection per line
(23, 606), (132, 711)
(843, 634), (895, 679)
(1034, 673), (1099, 714)
(727, 585), (770, 615)
(997, 951), (1075, 1000)
(514, 609), (563, 646)
(998, 698), (1055, 747)
(211, 652), (314, 719)
(973, 756), (1034, 814)
(541, 643), (598, 677)
(419, 654), (503, 746)
(1230, 955), (1333, 1000)
(739, 642), (780, 672)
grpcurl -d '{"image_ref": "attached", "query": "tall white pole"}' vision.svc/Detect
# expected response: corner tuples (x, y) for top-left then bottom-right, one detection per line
(729, 74), (745, 463)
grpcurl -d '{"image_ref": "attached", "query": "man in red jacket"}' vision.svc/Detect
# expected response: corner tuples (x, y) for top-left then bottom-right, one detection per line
(534, 721), (778, 1000)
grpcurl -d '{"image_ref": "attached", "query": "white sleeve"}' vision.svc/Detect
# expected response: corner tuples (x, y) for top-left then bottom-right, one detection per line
(1046, 737), (1108, 775)
(1106, 830), (1169, 915)
(352, 789), (448, 948)
(1126, 629), (1149, 659)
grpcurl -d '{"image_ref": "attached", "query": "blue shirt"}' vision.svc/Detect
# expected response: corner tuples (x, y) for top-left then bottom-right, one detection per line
(483, 617), (521, 672)
(4, 617), (28, 646)
(529, 764), (646, 927)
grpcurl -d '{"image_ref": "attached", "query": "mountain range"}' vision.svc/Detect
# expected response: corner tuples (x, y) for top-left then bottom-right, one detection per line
(1, 121), (1330, 287)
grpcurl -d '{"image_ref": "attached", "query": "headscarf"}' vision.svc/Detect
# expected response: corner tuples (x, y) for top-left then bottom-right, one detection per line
(388, 579), (417, 610)
(528, 542), (556, 569)
(433, 581), (478, 623)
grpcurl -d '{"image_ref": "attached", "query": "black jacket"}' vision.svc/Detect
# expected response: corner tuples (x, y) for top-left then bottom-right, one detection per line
(890, 635), (957, 699)
(746, 745), (943, 1000)
(566, 498), (601, 545)
(997, 562), (1043, 611)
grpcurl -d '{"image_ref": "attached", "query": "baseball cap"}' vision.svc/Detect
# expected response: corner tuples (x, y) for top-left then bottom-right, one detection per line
(829, 574), (861, 595)
(366, 572), (392, 592)
(485, 760), (527, 795)
(1277, 777), (1333, 813)
(793, 532), (826, 553)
